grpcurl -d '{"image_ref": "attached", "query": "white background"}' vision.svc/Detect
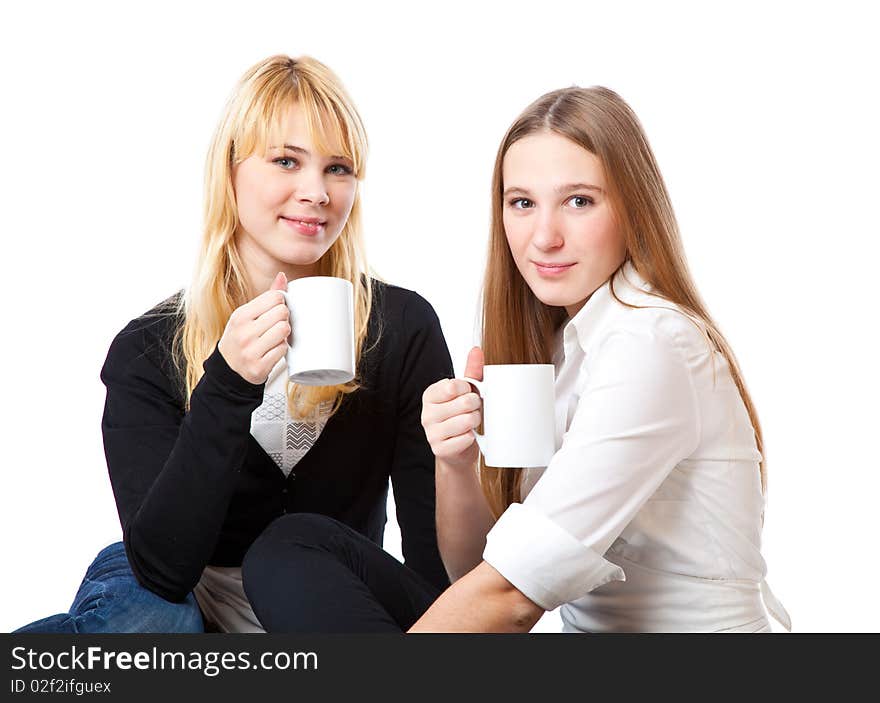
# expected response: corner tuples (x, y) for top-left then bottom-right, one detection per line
(1, 0), (877, 633)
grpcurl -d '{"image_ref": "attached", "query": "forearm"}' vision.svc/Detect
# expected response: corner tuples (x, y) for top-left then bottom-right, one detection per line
(408, 561), (544, 633)
(105, 346), (264, 600)
(435, 458), (495, 582)
(122, 406), (250, 600)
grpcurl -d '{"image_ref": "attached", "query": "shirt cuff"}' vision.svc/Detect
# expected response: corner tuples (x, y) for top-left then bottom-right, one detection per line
(202, 343), (266, 399)
(483, 502), (626, 611)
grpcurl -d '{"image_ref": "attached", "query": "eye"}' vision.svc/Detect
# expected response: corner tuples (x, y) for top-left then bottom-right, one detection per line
(567, 195), (594, 208)
(327, 163), (354, 176)
(509, 198), (534, 210)
(273, 157), (298, 170)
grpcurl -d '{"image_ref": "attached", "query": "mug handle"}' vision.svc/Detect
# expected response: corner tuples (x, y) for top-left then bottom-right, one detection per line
(463, 376), (487, 457)
(279, 290), (294, 343)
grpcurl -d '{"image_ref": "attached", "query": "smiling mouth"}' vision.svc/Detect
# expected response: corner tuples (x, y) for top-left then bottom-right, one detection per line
(533, 262), (576, 276)
(280, 216), (326, 236)
(281, 216), (326, 225)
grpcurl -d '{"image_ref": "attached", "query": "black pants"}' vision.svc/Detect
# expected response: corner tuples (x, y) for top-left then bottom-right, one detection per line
(242, 514), (444, 633)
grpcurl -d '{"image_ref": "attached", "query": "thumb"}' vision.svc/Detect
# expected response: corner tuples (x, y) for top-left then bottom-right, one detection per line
(270, 271), (288, 292)
(463, 346), (485, 383)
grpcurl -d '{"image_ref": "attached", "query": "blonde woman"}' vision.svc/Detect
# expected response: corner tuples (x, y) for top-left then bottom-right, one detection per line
(244, 86), (791, 633)
(15, 55), (451, 633)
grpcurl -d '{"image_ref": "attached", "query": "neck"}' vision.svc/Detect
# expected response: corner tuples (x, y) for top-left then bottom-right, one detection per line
(234, 236), (320, 298)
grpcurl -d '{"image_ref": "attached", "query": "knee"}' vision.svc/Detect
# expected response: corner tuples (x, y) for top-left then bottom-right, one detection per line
(142, 593), (204, 633)
(243, 513), (347, 586)
(257, 513), (348, 552)
(84, 542), (130, 581)
(77, 543), (204, 633)
(102, 584), (204, 633)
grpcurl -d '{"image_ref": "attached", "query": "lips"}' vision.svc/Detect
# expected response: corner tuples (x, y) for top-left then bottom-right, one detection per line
(280, 216), (326, 236)
(533, 261), (576, 276)
(282, 215), (325, 225)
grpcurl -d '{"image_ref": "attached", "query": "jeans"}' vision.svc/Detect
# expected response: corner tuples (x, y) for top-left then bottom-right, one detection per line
(13, 542), (204, 633)
(242, 513), (443, 633)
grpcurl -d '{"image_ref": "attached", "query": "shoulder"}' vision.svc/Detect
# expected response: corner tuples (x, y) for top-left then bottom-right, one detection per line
(371, 279), (442, 329)
(102, 291), (184, 378)
(599, 287), (713, 364)
(367, 280), (451, 377)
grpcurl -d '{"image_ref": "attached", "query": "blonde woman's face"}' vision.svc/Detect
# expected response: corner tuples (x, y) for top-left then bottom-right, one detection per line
(232, 103), (357, 281)
(502, 131), (626, 317)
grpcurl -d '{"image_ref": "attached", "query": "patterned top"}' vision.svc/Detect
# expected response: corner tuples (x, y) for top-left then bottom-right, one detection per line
(195, 357), (331, 632)
(250, 358), (332, 476)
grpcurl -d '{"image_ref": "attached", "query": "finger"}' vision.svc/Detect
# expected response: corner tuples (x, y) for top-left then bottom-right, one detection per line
(259, 338), (288, 372)
(238, 289), (286, 322)
(254, 301), (291, 333)
(463, 346), (485, 383)
(422, 392), (481, 426)
(423, 378), (474, 404)
(425, 410), (482, 444)
(432, 431), (477, 459)
(249, 274), (289, 333)
(253, 318), (291, 358)
(270, 271), (288, 291)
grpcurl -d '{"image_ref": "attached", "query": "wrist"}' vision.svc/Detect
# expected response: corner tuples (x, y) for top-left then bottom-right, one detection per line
(436, 456), (479, 477)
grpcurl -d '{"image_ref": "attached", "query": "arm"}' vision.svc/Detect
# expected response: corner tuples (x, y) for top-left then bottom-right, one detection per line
(413, 327), (701, 631)
(389, 293), (455, 590)
(101, 321), (265, 601)
(435, 457), (494, 582)
(408, 561), (543, 633)
(423, 347), (495, 582)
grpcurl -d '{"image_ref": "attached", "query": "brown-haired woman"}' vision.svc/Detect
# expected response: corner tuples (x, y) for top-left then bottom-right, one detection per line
(243, 86), (791, 633)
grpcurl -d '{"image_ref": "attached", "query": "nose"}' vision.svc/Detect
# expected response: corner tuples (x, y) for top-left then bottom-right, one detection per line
(295, 168), (329, 207)
(531, 211), (564, 251)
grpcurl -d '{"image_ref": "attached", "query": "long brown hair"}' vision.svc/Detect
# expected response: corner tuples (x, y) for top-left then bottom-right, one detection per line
(479, 87), (765, 519)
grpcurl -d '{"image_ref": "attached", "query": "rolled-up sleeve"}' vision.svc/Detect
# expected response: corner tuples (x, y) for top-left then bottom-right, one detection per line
(482, 325), (702, 610)
(484, 502), (625, 609)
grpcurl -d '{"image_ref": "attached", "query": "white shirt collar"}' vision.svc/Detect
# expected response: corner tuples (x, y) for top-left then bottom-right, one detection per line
(562, 260), (652, 357)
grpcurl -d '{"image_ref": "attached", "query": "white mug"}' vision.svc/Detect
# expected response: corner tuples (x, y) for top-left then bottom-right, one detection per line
(281, 276), (355, 386)
(465, 364), (556, 468)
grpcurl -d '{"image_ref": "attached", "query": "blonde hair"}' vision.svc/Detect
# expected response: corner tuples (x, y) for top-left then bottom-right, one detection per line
(171, 54), (372, 420)
(479, 87), (765, 519)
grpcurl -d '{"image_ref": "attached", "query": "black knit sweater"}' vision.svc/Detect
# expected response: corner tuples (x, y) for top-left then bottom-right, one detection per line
(99, 280), (453, 601)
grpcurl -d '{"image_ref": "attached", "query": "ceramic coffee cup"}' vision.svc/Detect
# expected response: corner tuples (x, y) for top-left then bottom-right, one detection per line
(281, 276), (355, 385)
(464, 364), (556, 468)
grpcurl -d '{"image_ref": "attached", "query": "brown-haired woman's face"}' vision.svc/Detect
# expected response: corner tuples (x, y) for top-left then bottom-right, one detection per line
(232, 102), (357, 278)
(502, 130), (626, 317)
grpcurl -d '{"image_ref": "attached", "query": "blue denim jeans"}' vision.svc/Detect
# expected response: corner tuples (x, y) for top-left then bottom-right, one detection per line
(13, 542), (204, 633)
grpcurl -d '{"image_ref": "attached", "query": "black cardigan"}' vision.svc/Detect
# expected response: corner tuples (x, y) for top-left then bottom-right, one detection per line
(99, 280), (453, 602)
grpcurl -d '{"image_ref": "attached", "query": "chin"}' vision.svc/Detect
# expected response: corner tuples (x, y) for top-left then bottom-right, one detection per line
(276, 245), (329, 267)
(526, 283), (578, 309)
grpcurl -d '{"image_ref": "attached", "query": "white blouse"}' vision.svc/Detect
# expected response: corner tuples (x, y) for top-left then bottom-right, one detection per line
(482, 262), (790, 633)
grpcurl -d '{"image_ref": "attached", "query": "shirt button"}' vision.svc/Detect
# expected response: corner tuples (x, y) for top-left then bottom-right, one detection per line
(281, 487), (289, 496)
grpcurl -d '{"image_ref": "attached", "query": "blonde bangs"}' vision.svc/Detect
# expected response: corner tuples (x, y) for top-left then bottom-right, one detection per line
(231, 61), (366, 179)
(175, 54), (374, 424)
(296, 86), (366, 178)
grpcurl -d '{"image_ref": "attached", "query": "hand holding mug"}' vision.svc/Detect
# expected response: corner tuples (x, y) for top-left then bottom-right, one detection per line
(218, 272), (291, 385)
(421, 347), (485, 470)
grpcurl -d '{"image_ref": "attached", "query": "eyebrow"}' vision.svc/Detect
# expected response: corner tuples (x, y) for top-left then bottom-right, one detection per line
(503, 183), (604, 197)
(270, 144), (352, 162)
